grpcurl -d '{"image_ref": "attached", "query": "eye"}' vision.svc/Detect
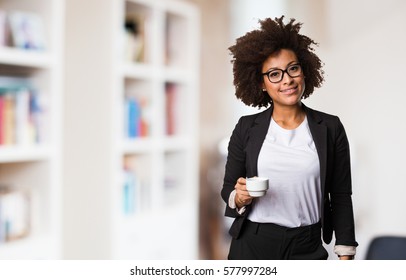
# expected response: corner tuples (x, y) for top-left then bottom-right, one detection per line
(269, 70), (281, 78)
(288, 65), (301, 73)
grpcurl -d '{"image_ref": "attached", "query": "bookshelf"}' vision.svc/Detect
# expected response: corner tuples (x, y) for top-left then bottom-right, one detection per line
(115, 0), (200, 260)
(64, 0), (199, 259)
(0, 0), (64, 259)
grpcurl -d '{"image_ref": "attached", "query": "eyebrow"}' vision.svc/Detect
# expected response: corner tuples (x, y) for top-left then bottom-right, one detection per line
(266, 61), (299, 72)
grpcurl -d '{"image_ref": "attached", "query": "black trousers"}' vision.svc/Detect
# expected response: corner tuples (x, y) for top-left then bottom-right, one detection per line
(228, 220), (328, 260)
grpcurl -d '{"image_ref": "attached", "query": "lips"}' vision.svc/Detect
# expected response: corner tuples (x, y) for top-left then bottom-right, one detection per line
(280, 85), (298, 95)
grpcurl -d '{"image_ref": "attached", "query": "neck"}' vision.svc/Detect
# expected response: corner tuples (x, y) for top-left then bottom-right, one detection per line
(272, 103), (305, 129)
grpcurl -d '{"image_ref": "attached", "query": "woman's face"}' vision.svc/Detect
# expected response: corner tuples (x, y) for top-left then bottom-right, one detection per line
(261, 49), (305, 108)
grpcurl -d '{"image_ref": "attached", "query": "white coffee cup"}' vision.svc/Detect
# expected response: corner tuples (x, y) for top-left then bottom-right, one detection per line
(246, 177), (269, 197)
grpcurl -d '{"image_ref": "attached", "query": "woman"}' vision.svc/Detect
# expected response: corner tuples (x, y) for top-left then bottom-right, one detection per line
(221, 16), (358, 260)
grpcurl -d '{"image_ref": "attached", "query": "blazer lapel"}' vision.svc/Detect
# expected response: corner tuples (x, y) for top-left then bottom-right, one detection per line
(245, 107), (273, 177)
(304, 104), (328, 195)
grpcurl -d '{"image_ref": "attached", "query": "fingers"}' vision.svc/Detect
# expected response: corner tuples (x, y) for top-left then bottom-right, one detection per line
(236, 177), (246, 187)
(234, 177), (253, 207)
(235, 177), (247, 193)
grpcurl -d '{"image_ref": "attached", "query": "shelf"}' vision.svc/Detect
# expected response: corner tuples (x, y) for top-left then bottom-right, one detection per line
(121, 138), (155, 153)
(113, 200), (197, 259)
(0, 47), (53, 69)
(0, 233), (58, 259)
(122, 63), (192, 83)
(164, 66), (193, 83)
(163, 135), (192, 151)
(0, 145), (52, 163)
(122, 62), (155, 80)
(121, 136), (192, 154)
(118, 199), (192, 230)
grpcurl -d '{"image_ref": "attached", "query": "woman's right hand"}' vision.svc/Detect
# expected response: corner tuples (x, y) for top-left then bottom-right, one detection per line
(234, 177), (253, 208)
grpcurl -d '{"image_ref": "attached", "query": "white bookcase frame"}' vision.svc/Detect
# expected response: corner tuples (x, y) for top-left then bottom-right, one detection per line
(0, 0), (64, 259)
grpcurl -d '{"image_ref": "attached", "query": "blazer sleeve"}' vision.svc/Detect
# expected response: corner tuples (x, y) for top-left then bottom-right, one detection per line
(221, 117), (248, 218)
(330, 117), (358, 247)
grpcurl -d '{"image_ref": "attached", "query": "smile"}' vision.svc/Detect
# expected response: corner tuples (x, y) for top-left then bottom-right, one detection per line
(280, 85), (298, 95)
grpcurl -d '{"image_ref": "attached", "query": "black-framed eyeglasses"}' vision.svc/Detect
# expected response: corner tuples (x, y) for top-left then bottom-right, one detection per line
(262, 63), (302, 83)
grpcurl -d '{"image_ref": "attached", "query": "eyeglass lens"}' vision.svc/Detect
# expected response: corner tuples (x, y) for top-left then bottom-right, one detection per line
(267, 64), (301, 83)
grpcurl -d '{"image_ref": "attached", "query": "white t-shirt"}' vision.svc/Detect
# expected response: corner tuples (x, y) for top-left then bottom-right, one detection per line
(248, 116), (322, 227)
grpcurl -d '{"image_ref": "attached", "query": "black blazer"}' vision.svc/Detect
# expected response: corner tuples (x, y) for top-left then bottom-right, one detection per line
(221, 103), (358, 247)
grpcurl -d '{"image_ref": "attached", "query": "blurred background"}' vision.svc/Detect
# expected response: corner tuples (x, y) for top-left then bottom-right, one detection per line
(0, 0), (405, 260)
(196, 0), (406, 260)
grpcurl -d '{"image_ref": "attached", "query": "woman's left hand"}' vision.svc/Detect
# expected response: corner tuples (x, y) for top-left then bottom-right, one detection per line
(339, 255), (354, 260)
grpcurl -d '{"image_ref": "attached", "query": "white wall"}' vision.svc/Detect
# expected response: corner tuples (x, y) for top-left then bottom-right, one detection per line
(286, 0), (406, 259)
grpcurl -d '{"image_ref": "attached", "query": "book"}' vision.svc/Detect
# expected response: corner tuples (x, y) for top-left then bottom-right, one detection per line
(29, 90), (45, 144)
(165, 83), (177, 135)
(15, 88), (31, 145)
(8, 11), (46, 50)
(2, 92), (15, 145)
(0, 95), (4, 144)
(124, 13), (145, 62)
(0, 187), (31, 243)
(125, 96), (140, 138)
(0, 76), (43, 146)
(122, 167), (136, 215)
(124, 95), (150, 139)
